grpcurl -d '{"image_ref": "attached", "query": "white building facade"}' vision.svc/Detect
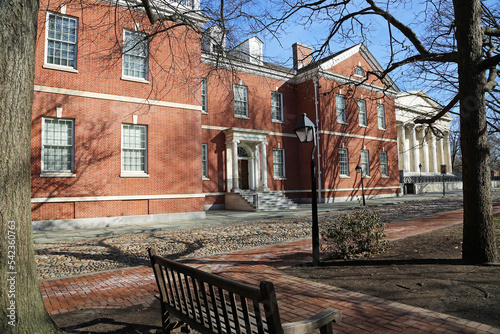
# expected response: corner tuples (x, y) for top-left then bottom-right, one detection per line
(396, 90), (453, 176)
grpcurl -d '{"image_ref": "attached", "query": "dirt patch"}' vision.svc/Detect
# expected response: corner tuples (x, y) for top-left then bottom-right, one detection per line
(282, 224), (500, 328)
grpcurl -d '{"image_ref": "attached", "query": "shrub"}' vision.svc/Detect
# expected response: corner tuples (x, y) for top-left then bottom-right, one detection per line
(321, 207), (387, 260)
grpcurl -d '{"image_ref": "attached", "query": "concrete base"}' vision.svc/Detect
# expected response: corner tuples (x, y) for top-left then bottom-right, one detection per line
(204, 204), (225, 211)
(32, 211), (206, 231)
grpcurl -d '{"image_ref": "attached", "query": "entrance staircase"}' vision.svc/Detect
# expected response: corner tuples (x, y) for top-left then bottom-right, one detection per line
(238, 190), (297, 211)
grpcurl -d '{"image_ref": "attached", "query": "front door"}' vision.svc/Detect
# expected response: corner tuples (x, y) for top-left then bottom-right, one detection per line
(238, 159), (249, 190)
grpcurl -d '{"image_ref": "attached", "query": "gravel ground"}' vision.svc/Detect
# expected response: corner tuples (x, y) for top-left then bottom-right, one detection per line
(35, 194), (498, 280)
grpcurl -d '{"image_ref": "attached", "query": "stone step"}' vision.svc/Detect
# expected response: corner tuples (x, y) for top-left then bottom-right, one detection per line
(239, 191), (297, 211)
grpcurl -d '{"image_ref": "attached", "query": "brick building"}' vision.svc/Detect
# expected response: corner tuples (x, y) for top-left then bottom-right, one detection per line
(31, 0), (400, 228)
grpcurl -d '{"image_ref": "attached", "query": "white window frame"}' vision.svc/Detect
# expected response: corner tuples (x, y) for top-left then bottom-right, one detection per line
(336, 94), (346, 124)
(121, 124), (148, 175)
(361, 150), (370, 177)
(355, 66), (365, 77)
(234, 85), (248, 118)
(201, 78), (207, 113)
(202, 143), (208, 179)
(339, 148), (349, 177)
(41, 117), (75, 174)
(273, 148), (285, 179)
(122, 29), (149, 81)
(358, 99), (367, 127)
(380, 151), (389, 177)
(44, 12), (78, 71)
(271, 91), (283, 122)
(377, 103), (386, 130)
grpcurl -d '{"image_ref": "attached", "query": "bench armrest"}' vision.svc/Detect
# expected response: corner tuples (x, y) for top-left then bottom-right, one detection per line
(282, 308), (341, 334)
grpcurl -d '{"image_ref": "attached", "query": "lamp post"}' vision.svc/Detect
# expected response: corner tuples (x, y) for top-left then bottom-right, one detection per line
(355, 165), (366, 206)
(294, 113), (319, 266)
(418, 163), (422, 177)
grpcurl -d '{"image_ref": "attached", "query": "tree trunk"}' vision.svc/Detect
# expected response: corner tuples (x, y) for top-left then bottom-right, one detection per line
(453, 0), (498, 264)
(0, 0), (62, 332)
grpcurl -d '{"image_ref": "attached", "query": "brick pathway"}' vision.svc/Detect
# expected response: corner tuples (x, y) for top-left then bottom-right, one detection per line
(40, 206), (500, 333)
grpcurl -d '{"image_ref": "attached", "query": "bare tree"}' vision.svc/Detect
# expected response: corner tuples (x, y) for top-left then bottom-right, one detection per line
(261, 0), (499, 264)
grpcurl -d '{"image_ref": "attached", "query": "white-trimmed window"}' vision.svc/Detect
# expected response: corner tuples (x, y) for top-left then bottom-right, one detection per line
(201, 78), (207, 113)
(377, 103), (386, 130)
(358, 99), (367, 126)
(46, 12), (78, 68)
(271, 92), (283, 122)
(273, 148), (285, 179)
(202, 144), (208, 178)
(339, 148), (349, 176)
(123, 30), (148, 80)
(42, 118), (74, 173)
(122, 124), (147, 173)
(361, 150), (370, 177)
(234, 85), (248, 117)
(336, 94), (346, 123)
(380, 151), (388, 177)
(355, 66), (365, 77)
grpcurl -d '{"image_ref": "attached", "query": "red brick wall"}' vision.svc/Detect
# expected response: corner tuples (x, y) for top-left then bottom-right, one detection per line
(32, 0), (204, 220)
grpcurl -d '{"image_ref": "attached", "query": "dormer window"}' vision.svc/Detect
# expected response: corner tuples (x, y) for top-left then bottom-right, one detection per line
(355, 66), (365, 77)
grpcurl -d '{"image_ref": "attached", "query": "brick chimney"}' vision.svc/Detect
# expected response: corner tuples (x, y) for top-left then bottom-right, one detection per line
(292, 43), (312, 69)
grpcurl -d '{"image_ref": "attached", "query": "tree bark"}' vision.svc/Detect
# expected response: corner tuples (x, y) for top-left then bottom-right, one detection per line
(0, 0), (62, 332)
(453, 0), (498, 264)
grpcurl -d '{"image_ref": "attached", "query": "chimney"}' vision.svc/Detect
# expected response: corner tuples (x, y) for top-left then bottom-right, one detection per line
(292, 43), (312, 69)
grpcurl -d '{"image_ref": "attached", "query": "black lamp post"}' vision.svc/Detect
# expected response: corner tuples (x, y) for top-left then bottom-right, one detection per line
(355, 165), (366, 206)
(294, 113), (319, 266)
(418, 163), (422, 177)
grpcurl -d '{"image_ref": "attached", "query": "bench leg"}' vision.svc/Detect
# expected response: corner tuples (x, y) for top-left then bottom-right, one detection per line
(320, 323), (333, 334)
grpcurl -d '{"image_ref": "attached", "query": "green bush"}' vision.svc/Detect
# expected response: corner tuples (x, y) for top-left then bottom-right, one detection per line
(321, 207), (387, 259)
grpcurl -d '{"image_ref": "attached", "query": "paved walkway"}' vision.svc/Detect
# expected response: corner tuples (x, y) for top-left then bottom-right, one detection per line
(39, 202), (500, 333)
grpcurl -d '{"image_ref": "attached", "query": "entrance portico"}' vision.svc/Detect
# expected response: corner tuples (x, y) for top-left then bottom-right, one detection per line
(224, 128), (270, 192)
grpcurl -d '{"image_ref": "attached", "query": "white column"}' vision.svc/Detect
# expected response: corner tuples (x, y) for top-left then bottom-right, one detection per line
(444, 132), (452, 173)
(232, 140), (240, 191)
(402, 125), (410, 172)
(438, 136), (445, 172)
(260, 141), (269, 191)
(225, 141), (233, 191)
(249, 153), (255, 190)
(255, 146), (261, 190)
(421, 129), (429, 173)
(410, 124), (419, 173)
(397, 124), (406, 171)
(430, 132), (438, 173)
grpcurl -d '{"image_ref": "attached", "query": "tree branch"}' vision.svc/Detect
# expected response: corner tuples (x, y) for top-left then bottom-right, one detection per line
(414, 94), (460, 125)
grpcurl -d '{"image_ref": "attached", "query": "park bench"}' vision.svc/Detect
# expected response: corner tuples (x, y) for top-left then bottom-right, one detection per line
(149, 248), (341, 334)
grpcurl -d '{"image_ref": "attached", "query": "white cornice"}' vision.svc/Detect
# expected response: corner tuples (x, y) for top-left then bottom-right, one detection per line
(319, 130), (397, 143)
(34, 85), (202, 111)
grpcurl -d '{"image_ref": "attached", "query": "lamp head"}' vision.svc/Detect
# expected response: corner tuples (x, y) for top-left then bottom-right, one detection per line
(294, 113), (316, 143)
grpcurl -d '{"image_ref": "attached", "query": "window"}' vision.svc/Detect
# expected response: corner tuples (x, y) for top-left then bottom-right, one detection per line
(355, 66), (364, 77)
(42, 118), (74, 173)
(360, 150), (370, 177)
(339, 148), (349, 176)
(377, 103), (386, 129)
(123, 30), (148, 80)
(271, 92), (283, 121)
(201, 78), (207, 113)
(336, 94), (346, 123)
(202, 144), (208, 178)
(358, 99), (367, 126)
(122, 124), (147, 173)
(234, 85), (248, 117)
(380, 151), (388, 177)
(273, 148), (285, 178)
(46, 13), (78, 68)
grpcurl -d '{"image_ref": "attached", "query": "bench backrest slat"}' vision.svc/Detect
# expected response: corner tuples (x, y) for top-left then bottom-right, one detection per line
(228, 292), (242, 334)
(240, 296), (253, 334)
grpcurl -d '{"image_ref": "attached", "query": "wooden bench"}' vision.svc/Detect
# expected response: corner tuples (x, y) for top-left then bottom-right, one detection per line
(149, 248), (341, 334)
